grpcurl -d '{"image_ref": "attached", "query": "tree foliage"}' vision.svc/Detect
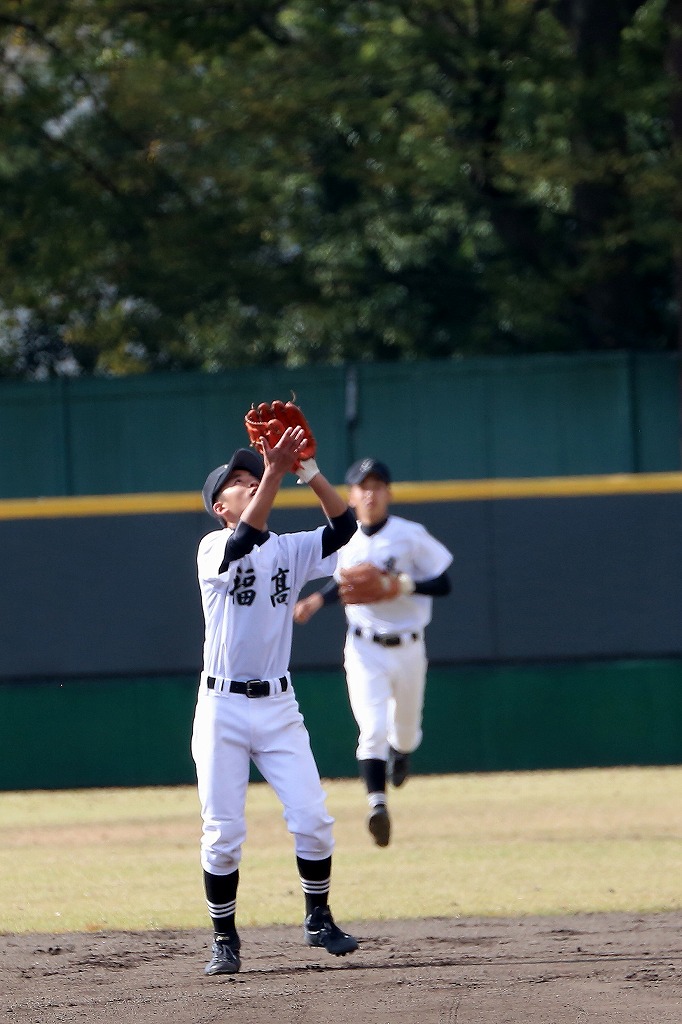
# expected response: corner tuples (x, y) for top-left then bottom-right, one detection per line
(0, 0), (676, 376)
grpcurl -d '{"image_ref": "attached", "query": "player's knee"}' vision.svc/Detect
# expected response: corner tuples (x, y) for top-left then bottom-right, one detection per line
(285, 803), (335, 860)
(200, 820), (245, 874)
(357, 728), (388, 761)
(392, 726), (422, 754)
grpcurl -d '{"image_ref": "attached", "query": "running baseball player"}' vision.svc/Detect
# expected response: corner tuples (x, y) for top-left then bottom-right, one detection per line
(193, 406), (358, 976)
(294, 457), (453, 848)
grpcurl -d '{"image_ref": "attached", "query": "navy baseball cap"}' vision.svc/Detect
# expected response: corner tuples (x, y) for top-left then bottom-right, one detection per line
(202, 448), (263, 519)
(345, 458), (391, 486)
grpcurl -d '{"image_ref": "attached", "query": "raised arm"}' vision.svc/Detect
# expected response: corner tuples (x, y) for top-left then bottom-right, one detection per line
(306, 472), (348, 519)
(242, 398), (355, 553)
(295, 461), (356, 556)
(240, 427), (307, 532)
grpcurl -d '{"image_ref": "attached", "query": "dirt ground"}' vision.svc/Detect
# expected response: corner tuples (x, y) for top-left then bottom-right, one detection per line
(2, 911), (682, 1023)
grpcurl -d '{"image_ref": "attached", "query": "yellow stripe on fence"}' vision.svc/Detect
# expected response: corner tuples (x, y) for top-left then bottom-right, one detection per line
(2, 471), (682, 520)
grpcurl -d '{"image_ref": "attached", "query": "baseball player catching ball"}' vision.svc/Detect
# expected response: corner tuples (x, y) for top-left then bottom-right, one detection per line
(294, 457), (453, 848)
(192, 401), (358, 975)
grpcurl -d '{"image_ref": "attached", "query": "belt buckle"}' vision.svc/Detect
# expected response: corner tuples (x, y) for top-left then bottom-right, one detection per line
(382, 635), (400, 647)
(245, 678), (265, 698)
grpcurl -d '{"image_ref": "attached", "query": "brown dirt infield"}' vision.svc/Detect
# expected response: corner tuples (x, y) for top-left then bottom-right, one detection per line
(2, 911), (682, 1023)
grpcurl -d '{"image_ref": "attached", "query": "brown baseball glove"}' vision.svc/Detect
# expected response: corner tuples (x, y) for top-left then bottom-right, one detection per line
(338, 563), (401, 604)
(245, 400), (316, 468)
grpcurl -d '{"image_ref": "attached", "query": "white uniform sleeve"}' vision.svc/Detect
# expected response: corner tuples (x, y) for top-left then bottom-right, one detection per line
(283, 526), (338, 589)
(197, 529), (234, 585)
(408, 524), (453, 580)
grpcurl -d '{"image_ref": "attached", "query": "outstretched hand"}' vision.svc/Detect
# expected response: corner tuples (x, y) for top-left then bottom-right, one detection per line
(245, 400), (317, 469)
(261, 425), (309, 476)
(239, 425), (309, 533)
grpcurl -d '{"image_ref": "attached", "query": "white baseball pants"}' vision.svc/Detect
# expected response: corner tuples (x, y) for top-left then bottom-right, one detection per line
(343, 632), (428, 761)
(191, 682), (334, 875)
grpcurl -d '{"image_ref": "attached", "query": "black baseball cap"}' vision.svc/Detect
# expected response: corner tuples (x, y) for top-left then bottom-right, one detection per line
(345, 458), (391, 486)
(202, 448), (264, 519)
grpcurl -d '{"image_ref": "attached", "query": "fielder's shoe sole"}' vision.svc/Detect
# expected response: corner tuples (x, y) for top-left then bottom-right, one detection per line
(204, 934), (241, 975)
(367, 804), (391, 847)
(304, 906), (359, 956)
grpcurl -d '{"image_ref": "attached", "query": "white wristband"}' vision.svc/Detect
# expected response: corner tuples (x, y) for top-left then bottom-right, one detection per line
(397, 573), (415, 595)
(296, 458), (321, 484)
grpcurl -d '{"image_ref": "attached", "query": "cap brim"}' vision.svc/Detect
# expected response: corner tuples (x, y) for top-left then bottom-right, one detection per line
(203, 448), (263, 519)
(222, 448), (263, 486)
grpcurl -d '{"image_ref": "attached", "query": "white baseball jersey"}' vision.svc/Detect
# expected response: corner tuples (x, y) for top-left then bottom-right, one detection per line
(336, 515), (453, 634)
(337, 515), (452, 761)
(198, 525), (337, 680)
(193, 524), (339, 875)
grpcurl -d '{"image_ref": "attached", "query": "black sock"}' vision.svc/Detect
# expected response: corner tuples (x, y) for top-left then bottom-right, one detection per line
(203, 868), (239, 937)
(297, 855), (331, 915)
(359, 758), (386, 798)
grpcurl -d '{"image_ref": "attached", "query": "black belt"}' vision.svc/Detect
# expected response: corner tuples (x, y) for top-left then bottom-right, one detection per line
(353, 627), (419, 647)
(207, 676), (288, 697)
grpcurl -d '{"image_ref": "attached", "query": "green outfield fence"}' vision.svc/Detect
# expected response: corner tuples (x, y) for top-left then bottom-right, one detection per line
(3, 660), (682, 791)
(2, 352), (682, 790)
(0, 352), (679, 500)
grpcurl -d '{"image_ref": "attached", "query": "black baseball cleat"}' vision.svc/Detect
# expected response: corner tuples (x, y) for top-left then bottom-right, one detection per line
(387, 746), (410, 788)
(303, 906), (359, 956)
(204, 933), (241, 975)
(367, 803), (391, 847)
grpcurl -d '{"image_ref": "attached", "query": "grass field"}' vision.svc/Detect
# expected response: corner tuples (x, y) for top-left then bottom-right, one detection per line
(1, 765), (681, 934)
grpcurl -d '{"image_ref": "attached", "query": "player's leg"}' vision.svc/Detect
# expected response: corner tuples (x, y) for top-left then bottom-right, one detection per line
(191, 687), (251, 974)
(343, 633), (392, 846)
(251, 691), (358, 956)
(386, 639), (428, 787)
